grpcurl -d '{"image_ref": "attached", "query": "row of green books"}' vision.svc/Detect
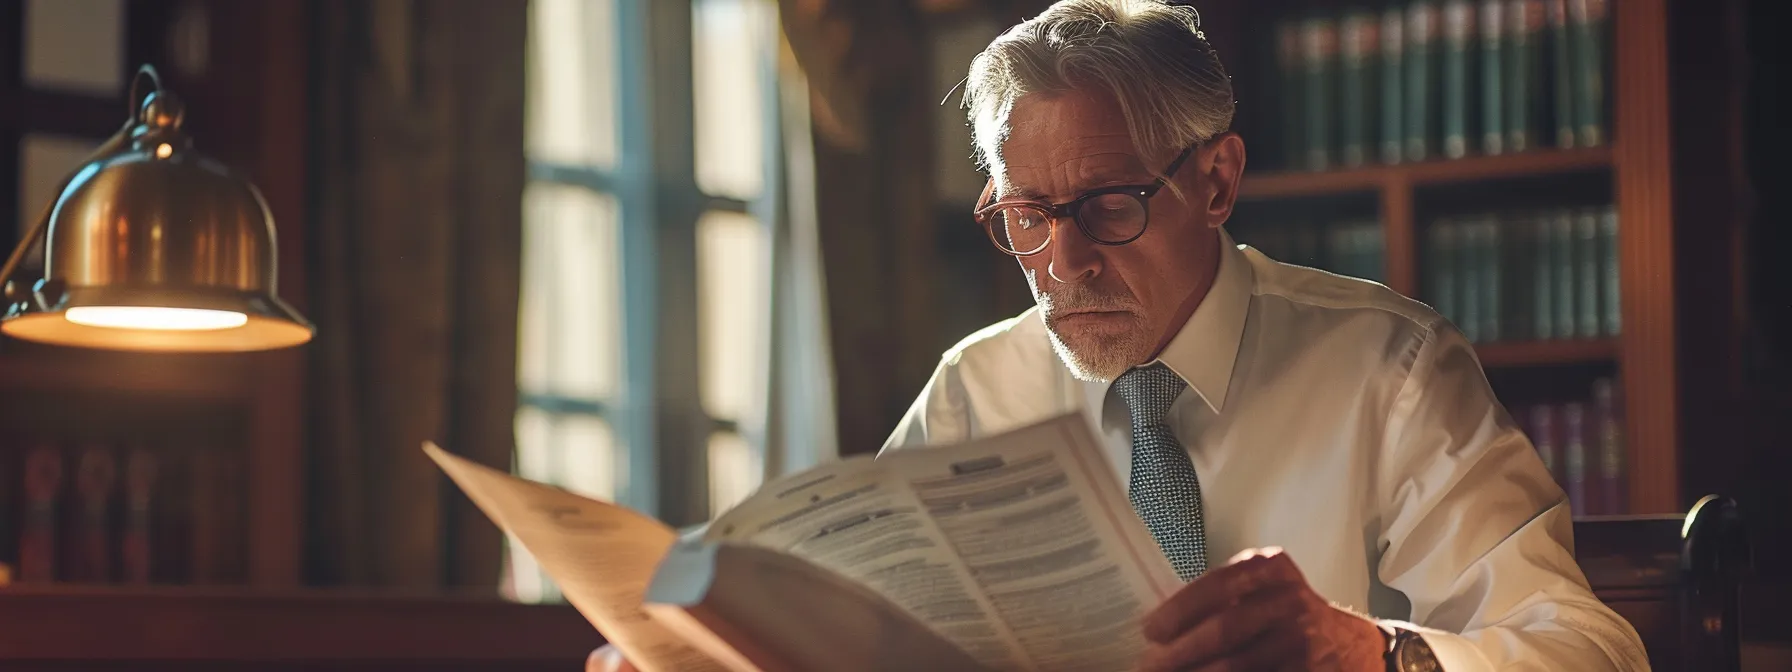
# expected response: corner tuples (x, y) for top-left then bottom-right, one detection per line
(1234, 219), (1385, 283)
(1275, 0), (1611, 171)
(1423, 205), (1617, 343)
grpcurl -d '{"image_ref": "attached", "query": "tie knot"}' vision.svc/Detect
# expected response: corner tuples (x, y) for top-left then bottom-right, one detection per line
(1113, 363), (1187, 426)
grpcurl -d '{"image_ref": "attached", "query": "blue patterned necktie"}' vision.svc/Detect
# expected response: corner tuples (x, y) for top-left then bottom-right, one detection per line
(1113, 363), (1208, 581)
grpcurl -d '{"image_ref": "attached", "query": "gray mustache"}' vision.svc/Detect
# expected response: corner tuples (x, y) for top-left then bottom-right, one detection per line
(1041, 285), (1139, 317)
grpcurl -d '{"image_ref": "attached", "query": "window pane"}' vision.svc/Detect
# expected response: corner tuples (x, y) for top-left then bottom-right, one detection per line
(514, 404), (555, 483)
(500, 533), (560, 604)
(709, 430), (759, 518)
(697, 211), (768, 421)
(558, 414), (618, 501)
(506, 406), (561, 604)
(526, 0), (617, 166)
(19, 134), (101, 243)
(24, 0), (124, 95)
(692, 0), (768, 199)
(519, 183), (621, 399)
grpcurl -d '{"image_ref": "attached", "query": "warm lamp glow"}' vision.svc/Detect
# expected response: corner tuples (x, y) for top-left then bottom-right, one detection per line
(65, 306), (249, 331)
(0, 64), (314, 352)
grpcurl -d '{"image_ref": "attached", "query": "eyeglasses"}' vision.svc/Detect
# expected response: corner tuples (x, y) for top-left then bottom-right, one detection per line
(972, 146), (1195, 257)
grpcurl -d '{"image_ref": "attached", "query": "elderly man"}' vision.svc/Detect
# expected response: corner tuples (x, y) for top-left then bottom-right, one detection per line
(594, 1), (1648, 670)
(879, 1), (1647, 670)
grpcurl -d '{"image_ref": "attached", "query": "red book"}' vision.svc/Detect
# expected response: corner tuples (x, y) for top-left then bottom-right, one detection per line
(1561, 402), (1589, 515)
(1526, 404), (1561, 486)
(71, 444), (119, 582)
(20, 443), (63, 582)
(123, 446), (157, 584)
(1592, 378), (1625, 514)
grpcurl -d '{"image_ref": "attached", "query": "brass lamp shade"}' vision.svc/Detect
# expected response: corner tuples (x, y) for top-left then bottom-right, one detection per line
(0, 65), (312, 352)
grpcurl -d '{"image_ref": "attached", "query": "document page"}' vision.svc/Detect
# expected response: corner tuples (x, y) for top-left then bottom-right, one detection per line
(706, 414), (1181, 671)
(423, 443), (726, 672)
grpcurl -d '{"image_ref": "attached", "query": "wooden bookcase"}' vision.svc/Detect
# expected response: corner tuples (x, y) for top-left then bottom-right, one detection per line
(1200, 0), (1683, 515)
(0, 0), (596, 665)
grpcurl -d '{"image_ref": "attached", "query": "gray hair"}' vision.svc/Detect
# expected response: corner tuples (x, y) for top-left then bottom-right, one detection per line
(963, 0), (1235, 184)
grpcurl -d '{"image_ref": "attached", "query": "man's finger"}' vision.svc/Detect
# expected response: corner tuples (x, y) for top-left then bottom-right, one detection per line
(586, 644), (637, 672)
(1143, 548), (1300, 642)
(1187, 621), (1306, 672)
(1136, 585), (1304, 672)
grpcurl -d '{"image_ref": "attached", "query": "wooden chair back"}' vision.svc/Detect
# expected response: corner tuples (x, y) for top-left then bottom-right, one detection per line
(1573, 495), (1751, 671)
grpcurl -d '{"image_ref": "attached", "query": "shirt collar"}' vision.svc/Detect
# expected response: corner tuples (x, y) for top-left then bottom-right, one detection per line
(1088, 227), (1254, 415)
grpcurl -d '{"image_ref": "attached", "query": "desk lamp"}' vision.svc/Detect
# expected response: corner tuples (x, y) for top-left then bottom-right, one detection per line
(0, 64), (312, 352)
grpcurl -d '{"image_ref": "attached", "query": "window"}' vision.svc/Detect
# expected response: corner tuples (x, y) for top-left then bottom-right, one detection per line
(510, 0), (783, 603)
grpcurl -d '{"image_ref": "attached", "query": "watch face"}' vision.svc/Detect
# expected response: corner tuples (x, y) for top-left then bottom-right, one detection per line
(1398, 632), (1443, 672)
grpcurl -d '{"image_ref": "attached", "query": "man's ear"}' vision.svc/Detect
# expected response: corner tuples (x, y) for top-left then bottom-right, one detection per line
(1196, 132), (1247, 229)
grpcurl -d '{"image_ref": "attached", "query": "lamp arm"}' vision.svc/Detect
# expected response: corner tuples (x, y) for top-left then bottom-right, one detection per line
(0, 128), (134, 302)
(0, 197), (54, 301)
(0, 65), (163, 301)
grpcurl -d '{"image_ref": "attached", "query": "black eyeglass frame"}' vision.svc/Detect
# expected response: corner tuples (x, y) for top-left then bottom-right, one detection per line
(972, 145), (1196, 257)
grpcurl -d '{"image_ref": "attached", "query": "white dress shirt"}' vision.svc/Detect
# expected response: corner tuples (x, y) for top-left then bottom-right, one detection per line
(881, 229), (1650, 671)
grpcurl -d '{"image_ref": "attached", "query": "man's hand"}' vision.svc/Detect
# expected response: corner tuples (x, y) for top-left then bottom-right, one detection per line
(1138, 547), (1387, 672)
(586, 644), (637, 672)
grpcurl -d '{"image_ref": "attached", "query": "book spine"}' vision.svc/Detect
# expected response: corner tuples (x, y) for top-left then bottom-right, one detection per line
(1546, 0), (1576, 148)
(1261, 225), (1289, 265)
(1502, 211), (1535, 340)
(1592, 377), (1625, 514)
(1479, 0), (1506, 154)
(1599, 205), (1621, 335)
(1341, 10), (1380, 168)
(1303, 15), (1341, 171)
(1364, 221), (1387, 283)
(1562, 401), (1588, 515)
(1442, 0), (1478, 159)
(1575, 208), (1600, 338)
(21, 443), (62, 582)
(123, 445), (156, 584)
(0, 444), (13, 580)
(1406, 1), (1442, 162)
(1480, 216), (1503, 341)
(1531, 211), (1554, 339)
(1528, 404), (1561, 485)
(1429, 219), (1460, 328)
(1278, 20), (1307, 169)
(1505, 0), (1545, 152)
(1293, 221), (1319, 270)
(1326, 225), (1350, 278)
(1551, 208), (1576, 339)
(1458, 218), (1484, 342)
(1569, 0), (1610, 146)
(72, 444), (117, 583)
(1381, 5), (1408, 165)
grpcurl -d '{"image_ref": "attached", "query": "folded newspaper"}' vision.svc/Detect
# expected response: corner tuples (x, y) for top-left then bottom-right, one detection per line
(424, 413), (1182, 672)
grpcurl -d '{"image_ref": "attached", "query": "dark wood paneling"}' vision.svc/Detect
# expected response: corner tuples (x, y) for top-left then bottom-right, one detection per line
(1611, 0), (1680, 514)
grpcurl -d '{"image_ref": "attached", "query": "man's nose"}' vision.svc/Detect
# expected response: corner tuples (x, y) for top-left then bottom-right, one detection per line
(1047, 217), (1103, 283)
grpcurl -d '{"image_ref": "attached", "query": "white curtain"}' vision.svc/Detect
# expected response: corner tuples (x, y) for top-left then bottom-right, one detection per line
(757, 34), (841, 480)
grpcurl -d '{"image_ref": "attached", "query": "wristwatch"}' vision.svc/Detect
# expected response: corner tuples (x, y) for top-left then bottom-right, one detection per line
(1380, 624), (1443, 672)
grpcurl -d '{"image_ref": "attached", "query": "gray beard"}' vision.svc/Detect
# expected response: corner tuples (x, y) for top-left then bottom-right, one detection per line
(1029, 270), (1151, 382)
(1043, 314), (1152, 383)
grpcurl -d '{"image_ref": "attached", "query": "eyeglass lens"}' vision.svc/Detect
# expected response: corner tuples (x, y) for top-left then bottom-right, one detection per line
(991, 192), (1148, 254)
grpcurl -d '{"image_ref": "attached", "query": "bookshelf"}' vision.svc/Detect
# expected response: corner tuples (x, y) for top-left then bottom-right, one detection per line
(1475, 337), (1616, 367)
(1207, 0), (1682, 516)
(1243, 146), (1612, 199)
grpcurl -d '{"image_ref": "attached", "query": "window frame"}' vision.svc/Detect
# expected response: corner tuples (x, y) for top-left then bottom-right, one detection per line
(519, 0), (782, 529)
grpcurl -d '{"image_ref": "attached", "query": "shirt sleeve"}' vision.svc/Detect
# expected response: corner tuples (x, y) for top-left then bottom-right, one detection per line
(879, 355), (971, 455)
(1374, 324), (1651, 671)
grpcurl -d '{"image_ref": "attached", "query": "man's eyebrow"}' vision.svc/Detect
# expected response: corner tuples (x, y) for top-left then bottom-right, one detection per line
(999, 185), (1049, 200)
(1001, 172), (1151, 201)
(1081, 164), (1155, 185)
